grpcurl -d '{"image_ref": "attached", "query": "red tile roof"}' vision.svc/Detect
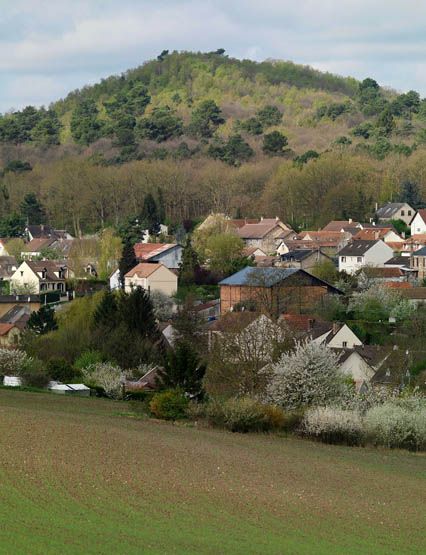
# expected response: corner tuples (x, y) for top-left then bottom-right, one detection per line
(383, 281), (413, 289)
(322, 220), (361, 232)
(353, 228), (397, 241)
(0, 323), (16, 336)
(125, 262), (163, 278)
(134, 243), (177, 260)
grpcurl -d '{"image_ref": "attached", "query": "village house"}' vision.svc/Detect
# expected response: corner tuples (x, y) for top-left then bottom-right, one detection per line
(353, 227), (403, 244)
(410, 246), (426, 281)
(10, 261), (68, 294)
(0, 323), (21, 348)
(124, 263), (177, 296)
(237, 218), (294, 253)
(0, 239), (11, 257)
(337, 345), (392, 391)
(134, 243), (183, 269)
(321, 219), (362, 233)
(281, 313), (363, 349)
(219, 266), (342, 316)
(337, 240), (394, 274)
(0, 256), (18, 289)
(358, 266), (410, 285)
(375, 202), (414, 226)
(410, 209), (426, 235)
(21, 238), (57, 261)
(278, 249), (332, 270)
(25, 224), (73, 242)
(0, 305), (31, 330)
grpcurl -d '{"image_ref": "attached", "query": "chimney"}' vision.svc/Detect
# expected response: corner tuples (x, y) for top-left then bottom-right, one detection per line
(375, 202), (378, 211)
(348, 218), (352, 224)
(375, 231), (379, 240)
(332, 322), (340, 335)
(275, 216), (279, 221)
(260, 216), (264, 221)
(308, 318), (314, 331)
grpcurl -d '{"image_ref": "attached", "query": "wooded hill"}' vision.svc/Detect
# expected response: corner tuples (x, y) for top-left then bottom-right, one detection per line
(2, 50), (425, 162)
(1, 50), (426, 234)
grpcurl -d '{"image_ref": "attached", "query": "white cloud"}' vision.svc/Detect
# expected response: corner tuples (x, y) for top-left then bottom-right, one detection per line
(1, 0), (426, 111)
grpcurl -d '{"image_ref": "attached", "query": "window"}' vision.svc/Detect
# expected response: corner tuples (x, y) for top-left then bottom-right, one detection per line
(20, 271), (24, 276)
(357, 256), (363, 263)
(342, 341), (348, 348)
(401, 210), (405, 216)
(408, 210), (412, 216)
(341, 256), (346, 263)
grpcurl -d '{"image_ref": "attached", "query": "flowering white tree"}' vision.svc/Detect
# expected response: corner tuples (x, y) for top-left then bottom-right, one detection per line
(83, 362), (124, 399)
(265, 341), (344, 409)
(0, 349), (32, 376)
(349, 284), (414, 322)
(150, 290), (175, 321)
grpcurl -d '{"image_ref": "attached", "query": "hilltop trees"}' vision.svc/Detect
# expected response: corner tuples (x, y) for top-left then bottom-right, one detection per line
(70, 99), (104, 145)
(188, 99), (224, 137)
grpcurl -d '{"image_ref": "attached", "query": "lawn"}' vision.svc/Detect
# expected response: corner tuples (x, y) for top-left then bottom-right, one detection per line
(0, 390), (424, 555)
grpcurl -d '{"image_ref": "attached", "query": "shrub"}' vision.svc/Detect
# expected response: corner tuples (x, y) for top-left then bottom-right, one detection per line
(261, 404), (286, 430)
(82, 362), (123, 399)
(209, 397), (267, 433)
(149, 389), (188, 420)
(0, 348), (32, 376)
(186, 400), (207, 421)
(364, 401), (426, 451)
(302, 407), (364, 446)
(74, 350), (103, 370)
(46, 358), (80, 382)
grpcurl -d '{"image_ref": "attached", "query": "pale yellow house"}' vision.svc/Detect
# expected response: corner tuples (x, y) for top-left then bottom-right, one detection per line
(124, 263), (177, 296)
(0, 323), (21, 347)
(10, 261), (67, 294)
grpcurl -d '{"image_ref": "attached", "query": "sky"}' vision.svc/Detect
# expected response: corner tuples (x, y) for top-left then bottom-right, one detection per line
(1, 0), (425, 112)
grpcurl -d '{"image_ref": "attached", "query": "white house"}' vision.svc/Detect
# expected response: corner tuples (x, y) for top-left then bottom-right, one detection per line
(337, 240), (394, 274)
(10, 261), (68, 294)
(337, 346), (392, 391)
(109, 268), (120, 290)
(134, 243), (183, 269)
(124, 263), (177, 296)
(410, 209), (426, 236)
(0, 239), (10, 257)
(375, 202), (414, 226)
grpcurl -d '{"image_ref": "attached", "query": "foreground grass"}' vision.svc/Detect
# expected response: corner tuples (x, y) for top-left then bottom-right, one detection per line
(0, 390), (424, 555)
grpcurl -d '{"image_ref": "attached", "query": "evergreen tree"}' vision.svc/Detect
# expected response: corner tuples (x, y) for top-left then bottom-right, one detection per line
(119, 236), (137, 288)
(179, 237), (200, 285)
(142, 193), (160, 235)
(158, 340), (206, 397)
(0, 212), (25, 237)
(121, 286), (160, 339)
(262, 131), (288, 155)
(20, 193), (46, 225)
(376, 107), (395, 137)
(399, 180), (421, 207)
(92, 289), (119, 330)
(27, 305), (58, 335)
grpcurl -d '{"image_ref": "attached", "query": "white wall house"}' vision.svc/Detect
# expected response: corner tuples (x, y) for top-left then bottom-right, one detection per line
(376, 202), (414, 226)
(338, 240), (393, 274)
(134, 243), (183, 269)
(109, 268), (120, 290)
(410, 209), (426, 235)
(10, 261), (67, 294)
(124, 263), (177, 296)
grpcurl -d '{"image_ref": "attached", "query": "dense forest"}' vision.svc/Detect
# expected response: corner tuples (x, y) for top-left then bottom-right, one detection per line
(1, 50), (426, 235)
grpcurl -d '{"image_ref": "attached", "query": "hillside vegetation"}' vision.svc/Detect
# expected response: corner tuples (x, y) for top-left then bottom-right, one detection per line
(1, 50), (426, 234)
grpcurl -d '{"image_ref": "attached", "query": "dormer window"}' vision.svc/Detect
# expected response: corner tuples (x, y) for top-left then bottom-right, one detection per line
(41, 270), (47, 279)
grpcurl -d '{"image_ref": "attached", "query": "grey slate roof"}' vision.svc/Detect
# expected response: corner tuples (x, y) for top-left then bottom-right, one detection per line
(413, 246), (426, 257)
(280, 249), (315, 262)
(337, 240), (379, 256)
(376, 203), (407, 218)
(219, 267), (299, 287)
